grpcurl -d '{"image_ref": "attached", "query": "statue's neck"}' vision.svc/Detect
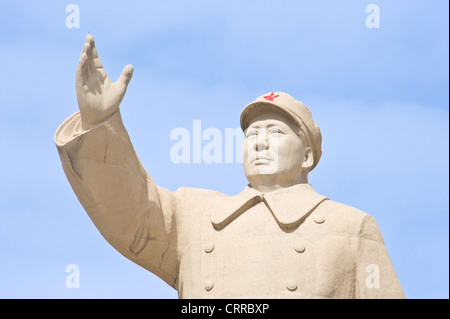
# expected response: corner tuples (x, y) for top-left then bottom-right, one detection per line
(248, 172), (309, 194)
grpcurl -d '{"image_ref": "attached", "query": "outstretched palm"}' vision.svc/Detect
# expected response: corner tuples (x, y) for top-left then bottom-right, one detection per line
(76, 34), (134, 130)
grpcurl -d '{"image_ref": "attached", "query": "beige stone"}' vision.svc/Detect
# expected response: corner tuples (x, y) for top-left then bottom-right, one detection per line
(55, 34), (405, 298)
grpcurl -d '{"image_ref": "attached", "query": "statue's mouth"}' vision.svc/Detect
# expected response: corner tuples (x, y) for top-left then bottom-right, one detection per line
(252, 157), (272, 165)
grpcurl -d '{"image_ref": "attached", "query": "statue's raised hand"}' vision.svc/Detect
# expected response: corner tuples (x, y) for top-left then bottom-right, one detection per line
(76, 34), (134, 130)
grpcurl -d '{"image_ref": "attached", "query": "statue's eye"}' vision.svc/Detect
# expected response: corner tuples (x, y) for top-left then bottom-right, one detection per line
(246, 129), (258, 138)
(269, 128), (283, 135)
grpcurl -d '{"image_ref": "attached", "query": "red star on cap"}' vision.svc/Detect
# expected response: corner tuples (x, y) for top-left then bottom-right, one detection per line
(264, 92), (279, 101)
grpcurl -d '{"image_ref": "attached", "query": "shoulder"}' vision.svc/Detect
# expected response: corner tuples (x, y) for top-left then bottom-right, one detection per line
(318, 199), (368, 219)
(172, 187), (231, 206)
(314, 199), (377, 237)
(175, 186), (230, 197)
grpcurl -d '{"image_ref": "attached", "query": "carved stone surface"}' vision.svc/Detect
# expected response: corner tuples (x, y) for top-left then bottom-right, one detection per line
(55, 34), (405, 298)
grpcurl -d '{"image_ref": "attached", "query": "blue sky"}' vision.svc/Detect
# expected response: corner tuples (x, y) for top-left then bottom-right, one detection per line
(0, 1), (448, 298)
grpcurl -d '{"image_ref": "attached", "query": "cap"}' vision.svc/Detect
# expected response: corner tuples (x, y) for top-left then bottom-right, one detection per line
(240, 92), (322, 171)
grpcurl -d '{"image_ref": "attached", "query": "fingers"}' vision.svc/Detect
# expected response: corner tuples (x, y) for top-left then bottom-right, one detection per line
(87, 35), (104, 70)
(117, 64), (134, 87)
(76, 34), (105, 92)
(77, 34), (132, 96)
(77, 36), (93, 78)
(76, 42), (89, 91)
(83, 34), (103, 72)
(84, 35), (97, 74)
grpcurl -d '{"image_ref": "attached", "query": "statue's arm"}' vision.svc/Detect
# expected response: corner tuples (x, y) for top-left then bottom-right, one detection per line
(55, 110), (178, 288)
(355, 215), (405, 299)
(54, 34), (178, 288)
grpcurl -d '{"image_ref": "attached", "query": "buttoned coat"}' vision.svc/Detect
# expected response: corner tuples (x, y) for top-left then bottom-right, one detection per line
(55, 110), (405, 299)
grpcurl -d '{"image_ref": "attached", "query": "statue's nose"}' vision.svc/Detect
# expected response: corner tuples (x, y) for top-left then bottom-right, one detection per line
(255, 130), (269, 152)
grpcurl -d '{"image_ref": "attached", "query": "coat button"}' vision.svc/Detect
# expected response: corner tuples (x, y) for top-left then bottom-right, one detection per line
(294, 244), (306, 253)
(205, 280), (214, 291)
(204, 242), (215, 253)
(286, 280), (298, 291)
(313, 214), (325, 224)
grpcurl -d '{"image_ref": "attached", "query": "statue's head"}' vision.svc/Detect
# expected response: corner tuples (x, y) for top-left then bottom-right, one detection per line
(240, 92), (322, 190)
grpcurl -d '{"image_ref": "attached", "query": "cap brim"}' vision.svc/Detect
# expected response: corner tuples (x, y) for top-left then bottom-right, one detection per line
(240, 101), (302, 133)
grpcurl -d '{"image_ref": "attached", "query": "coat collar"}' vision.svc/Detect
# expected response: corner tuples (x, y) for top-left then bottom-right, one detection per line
(211, 183), (328, 230)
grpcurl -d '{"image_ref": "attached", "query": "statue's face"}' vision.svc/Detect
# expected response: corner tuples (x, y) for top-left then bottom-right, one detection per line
(243, 110), (311, 188)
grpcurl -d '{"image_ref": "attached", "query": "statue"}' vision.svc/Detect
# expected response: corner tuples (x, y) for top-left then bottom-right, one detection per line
(55, 34), (405, 298)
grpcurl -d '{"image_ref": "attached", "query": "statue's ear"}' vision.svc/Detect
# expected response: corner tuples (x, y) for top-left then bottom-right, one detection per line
(302, 147), (314, 172)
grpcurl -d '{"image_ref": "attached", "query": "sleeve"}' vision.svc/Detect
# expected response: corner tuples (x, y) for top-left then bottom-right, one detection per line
(54, 110), (179, 288)
(355, 214), (406, 299)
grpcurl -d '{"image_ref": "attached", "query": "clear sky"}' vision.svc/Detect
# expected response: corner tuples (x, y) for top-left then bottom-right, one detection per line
(0, 0), (448, 299)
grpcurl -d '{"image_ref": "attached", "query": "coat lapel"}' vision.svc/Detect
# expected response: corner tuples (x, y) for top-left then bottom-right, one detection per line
(211, 184), (328, 230)
(263, 185), (329, 228)
(211, 186), (262, 230)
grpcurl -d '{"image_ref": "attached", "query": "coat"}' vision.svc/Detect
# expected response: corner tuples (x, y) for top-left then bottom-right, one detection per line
(55, 110), (405, 299)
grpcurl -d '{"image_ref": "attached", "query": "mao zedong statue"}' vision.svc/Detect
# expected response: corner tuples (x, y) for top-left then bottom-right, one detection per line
(55, 34), (405, 298)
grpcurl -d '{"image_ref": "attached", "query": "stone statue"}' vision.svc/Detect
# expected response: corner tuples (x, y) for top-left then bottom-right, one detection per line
(55, 34), (405, 298)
